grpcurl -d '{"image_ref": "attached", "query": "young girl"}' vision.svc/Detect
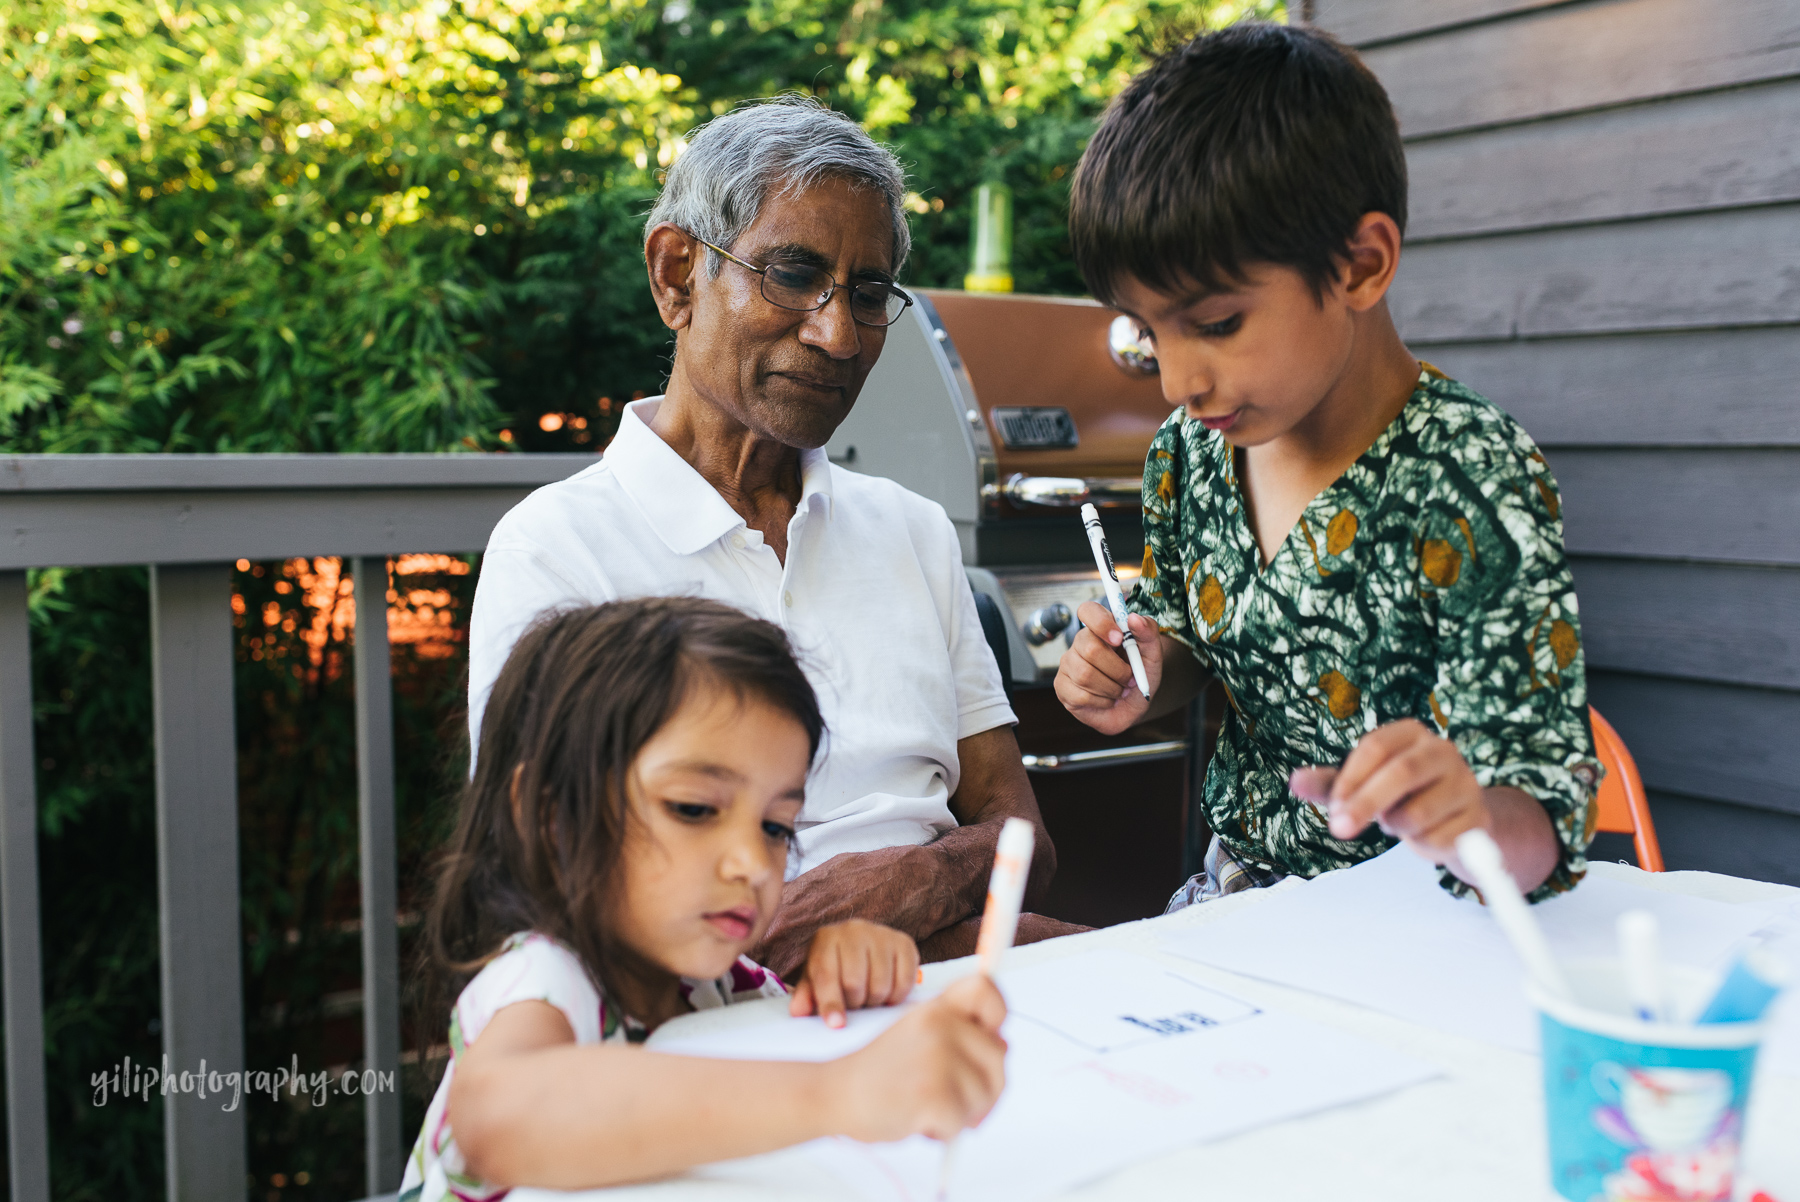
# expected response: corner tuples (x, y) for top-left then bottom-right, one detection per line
(402, 597), (1008, 1199)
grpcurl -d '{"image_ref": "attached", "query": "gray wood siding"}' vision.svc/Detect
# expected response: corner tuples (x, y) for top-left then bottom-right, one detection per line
(1585, 672), (1800, 816)
(1312, 0), (1573, 47)
(1362, 0), (1800, 139)
(1321, 0), (1800, 882)
(1571, 558), (1800, 690)
(1422, 329), (1800, 446)
(1406, 79), (1800, 240)
(1613, 792), (1800, 883)
(1552, 449), (1800, 565)
(1394, 207), (1800, 343)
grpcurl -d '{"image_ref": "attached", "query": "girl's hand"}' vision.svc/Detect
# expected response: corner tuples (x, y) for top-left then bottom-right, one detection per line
(827, 974), (1008, 1143)
(789, 919), (920, 1028)
(1054, 602), (1163, 735)
(1291, 718), (1489, 864)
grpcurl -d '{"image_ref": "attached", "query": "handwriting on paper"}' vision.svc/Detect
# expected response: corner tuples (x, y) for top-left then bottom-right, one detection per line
(1000, 948), (1261, 1052)
(1119, 1010), (1220, 1036)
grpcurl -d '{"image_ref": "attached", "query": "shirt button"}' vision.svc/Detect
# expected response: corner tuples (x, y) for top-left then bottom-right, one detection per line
(782, 590), (794, 608)
(730, 534), (746, 550)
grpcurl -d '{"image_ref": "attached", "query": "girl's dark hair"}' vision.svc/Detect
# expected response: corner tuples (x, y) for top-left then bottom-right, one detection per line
(419, 596), (823, 1042)
(1069, 21), (1407, 305)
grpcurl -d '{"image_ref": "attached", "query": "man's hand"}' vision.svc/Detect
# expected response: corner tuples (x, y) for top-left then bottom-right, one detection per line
(789, 919), (920, 1029)
(1290, 718), (1560, 893)
(1053, 602), (1164, 735)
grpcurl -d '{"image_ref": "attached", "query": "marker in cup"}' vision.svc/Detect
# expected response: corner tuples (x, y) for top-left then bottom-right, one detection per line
(938, 817), (1035, 1202)
(1079, 503), (1151, 698)
(1617, 910), (1665, 1023)
(1697, 946), (1789, 1025)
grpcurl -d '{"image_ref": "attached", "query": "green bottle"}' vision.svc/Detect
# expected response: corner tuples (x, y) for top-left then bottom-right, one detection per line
(964, 181), (1014, 293)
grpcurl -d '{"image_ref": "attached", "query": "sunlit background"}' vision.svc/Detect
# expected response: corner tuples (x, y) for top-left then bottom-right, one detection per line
(4, 0), (1277, 1196)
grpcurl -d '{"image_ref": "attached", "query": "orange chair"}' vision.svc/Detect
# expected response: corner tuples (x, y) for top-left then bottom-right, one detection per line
(1589, 707), (1664, 872)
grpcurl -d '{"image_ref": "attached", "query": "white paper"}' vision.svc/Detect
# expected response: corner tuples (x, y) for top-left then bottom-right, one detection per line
(1741, 895), (1800, 1078)
(651, 946), (1438, 1202)
(1001, 947), (1261, 1051)
(652, 1001), (909, 1063)
(1161, 846), (1777, 1051)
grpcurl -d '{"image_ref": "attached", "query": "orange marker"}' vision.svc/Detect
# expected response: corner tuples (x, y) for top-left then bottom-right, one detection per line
(939, 817), (1035, 1201)
(973, 818), (1035, 975)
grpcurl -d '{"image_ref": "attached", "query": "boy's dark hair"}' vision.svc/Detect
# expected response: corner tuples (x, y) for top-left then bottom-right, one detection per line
(419, 596), (823, 1042)
(1070, 21), (1406, 305)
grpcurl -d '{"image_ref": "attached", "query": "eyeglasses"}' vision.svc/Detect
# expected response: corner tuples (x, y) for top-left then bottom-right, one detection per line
(690, 233), (914, 328)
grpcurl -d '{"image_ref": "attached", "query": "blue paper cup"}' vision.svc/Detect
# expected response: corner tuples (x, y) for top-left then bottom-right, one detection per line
(1529, 960), (1766, 1202)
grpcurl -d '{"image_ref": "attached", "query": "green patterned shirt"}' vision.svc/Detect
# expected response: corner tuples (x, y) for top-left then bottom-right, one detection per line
(1128, 367), (1600, 901)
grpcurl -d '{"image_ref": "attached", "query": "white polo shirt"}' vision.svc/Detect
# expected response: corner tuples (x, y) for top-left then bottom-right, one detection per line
(467, 398), (1016, 877)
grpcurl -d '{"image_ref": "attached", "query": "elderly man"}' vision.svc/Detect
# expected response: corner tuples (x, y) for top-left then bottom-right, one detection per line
(467, 97), (1078, 977)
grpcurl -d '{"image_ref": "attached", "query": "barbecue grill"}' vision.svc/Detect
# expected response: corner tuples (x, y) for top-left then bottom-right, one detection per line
(829, 290), (1215, 924)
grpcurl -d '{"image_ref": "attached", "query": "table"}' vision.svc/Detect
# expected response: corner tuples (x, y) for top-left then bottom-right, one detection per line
(514, 862), (1800, 1202)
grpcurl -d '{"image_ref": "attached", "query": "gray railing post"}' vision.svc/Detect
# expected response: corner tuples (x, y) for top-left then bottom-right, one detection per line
(0, 571), (50, 1202)
(0, 452), (587, 1194)
(151, 563), (248, 1201)
(353, 556), (403, 1194)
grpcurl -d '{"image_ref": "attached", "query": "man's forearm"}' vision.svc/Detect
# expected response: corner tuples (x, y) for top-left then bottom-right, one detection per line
(940, 725), (1056, 919)
(788, 795), (1051, 947)
(917, 803), (1055, 929)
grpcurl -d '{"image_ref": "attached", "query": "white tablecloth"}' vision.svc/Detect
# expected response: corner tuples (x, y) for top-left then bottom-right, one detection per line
(515, 862), (1800, 1202)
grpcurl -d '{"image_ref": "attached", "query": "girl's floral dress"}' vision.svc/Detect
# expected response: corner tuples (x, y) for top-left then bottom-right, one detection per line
(399, 932), (787, 1202)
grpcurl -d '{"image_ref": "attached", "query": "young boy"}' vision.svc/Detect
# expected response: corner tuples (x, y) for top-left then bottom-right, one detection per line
(1055, 22), (1600, 907)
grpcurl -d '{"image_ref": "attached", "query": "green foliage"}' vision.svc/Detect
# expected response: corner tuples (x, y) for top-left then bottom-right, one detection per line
(5, 0), (1280, 1196)
(5, 0), (1278, 454)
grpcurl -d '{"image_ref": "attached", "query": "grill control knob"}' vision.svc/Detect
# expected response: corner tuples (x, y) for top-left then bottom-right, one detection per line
(1022, 603), (1074, 646)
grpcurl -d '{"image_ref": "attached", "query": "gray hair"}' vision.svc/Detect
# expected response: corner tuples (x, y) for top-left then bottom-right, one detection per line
(645, 95), (911, 276)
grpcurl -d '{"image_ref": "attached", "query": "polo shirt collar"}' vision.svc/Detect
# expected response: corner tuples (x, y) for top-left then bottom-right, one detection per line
(797, 444), (834, 517)
(606, 399), (744, 556)
(607, 398), (835, 555)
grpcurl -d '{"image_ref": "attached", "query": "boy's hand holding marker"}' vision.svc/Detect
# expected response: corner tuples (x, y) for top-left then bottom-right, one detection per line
(1080, 504), (1152, 699)
(1054, 602), (1165, 735)
(1057, 507), (1166, 733)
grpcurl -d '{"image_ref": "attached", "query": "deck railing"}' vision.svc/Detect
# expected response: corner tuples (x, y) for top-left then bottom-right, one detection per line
(0, 453), (592, 1202)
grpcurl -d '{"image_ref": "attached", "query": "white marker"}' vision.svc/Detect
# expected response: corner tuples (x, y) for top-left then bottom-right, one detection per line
(1618, 910), (1665, 1022)
(939, 818), (1036, 1201)
(1079, 503), (1152, 698)
(1454, 829), (1573, 1002)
